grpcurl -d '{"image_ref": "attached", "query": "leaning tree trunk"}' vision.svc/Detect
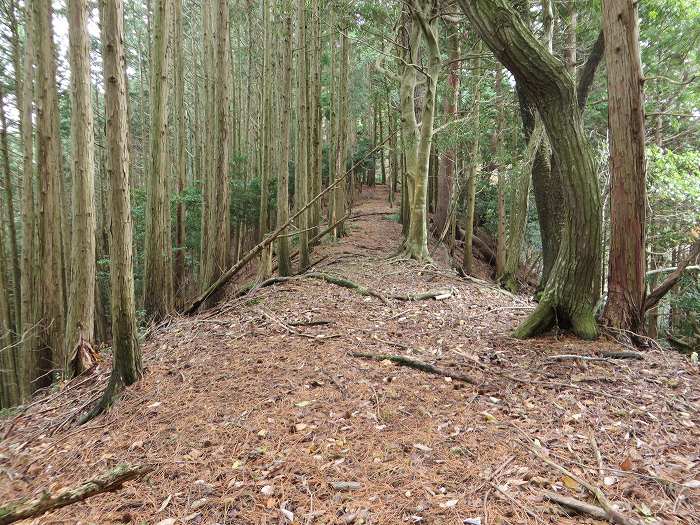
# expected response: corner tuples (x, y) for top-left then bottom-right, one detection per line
(458, 0), (602, 339)
(90, 0), (143, 418)
(600, 0), (646, 332)
(64, 0), (97, 378)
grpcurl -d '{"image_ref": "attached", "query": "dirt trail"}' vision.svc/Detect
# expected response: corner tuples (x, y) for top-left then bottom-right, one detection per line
(1, 188), (699, 524)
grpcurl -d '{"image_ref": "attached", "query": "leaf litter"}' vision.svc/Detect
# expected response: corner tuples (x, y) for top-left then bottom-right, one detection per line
(0, 187), (698, 524)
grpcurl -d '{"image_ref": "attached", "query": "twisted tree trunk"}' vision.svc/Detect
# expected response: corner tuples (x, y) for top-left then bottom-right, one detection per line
(458, 0), (602, 339)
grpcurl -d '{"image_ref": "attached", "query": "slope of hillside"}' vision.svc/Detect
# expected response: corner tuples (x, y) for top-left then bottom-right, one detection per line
(1, 189), (698, 524)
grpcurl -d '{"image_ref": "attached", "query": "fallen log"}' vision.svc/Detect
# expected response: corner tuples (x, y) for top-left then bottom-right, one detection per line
(350, 351), (478, 385)
(0, 464), (151, 525)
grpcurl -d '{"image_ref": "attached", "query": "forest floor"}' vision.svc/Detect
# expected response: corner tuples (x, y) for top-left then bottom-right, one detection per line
(1, 187), (699, 525)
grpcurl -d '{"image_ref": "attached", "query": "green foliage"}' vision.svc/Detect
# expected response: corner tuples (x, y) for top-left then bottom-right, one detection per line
(647, 146), (700, 250)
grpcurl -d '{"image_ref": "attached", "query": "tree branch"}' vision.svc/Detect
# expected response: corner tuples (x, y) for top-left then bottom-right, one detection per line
(644, 237), (700, 313)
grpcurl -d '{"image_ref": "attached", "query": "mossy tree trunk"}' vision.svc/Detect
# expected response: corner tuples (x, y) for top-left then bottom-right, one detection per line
(458, 0), (602, 340)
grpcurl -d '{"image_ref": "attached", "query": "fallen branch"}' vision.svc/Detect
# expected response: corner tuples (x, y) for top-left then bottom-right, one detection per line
(0, 464), (151, 525)
(349, 351), (478, 385)
(184, 131), (398, 314)
(599, 350), (643, 360)
(644, 237), (700, 313)
(390, 288), (454, 301)
(528, 445), (640, 525)
(543, 490), (609, 521)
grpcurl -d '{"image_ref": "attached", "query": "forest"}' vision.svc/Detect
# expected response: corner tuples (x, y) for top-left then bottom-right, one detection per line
(0, 0), (698, 523)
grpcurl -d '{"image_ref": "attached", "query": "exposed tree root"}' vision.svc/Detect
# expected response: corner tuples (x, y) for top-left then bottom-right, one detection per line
(235, 271), (453, 306)
(0, 464), (151, 524)
(349, 351), (478, 385)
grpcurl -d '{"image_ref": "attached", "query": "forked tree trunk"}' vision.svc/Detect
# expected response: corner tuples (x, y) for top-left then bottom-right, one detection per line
(402, 0), (439, 262)
(64, 0), (97, 378)
(91, 0), (143, 417)
(458, 0), (602, 339)
(600, 0), (646, 332)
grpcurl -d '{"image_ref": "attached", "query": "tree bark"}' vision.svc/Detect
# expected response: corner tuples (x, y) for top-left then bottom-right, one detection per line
(173, 0), (186, 297)
(90, 0), (143, 418)
(435, 25), (460, 238)
(35, 0), (67, 370)
(64, 0), (97, 377)
(600, 0), (647, 332)
(276, 14), (293, 277)
(462, 46), (481, 275)
(143, 0), (174, 322)
(458, 0), (602, 339)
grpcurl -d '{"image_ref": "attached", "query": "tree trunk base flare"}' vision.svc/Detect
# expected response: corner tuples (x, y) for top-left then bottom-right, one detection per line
(398, 239), (432, 263)
(0, 464), (151, 525)
(513, 300), (597, 340)
(349, 351), (478, 385)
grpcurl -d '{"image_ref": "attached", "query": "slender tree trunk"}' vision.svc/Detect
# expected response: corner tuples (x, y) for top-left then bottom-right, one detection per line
(600, 0), (647, 332)
(332, 32), (349, 240)
(0, 176), (20, 407)
(64, 0), (97, 377)
(91, 0), (143, 417)
(19, 0), (36, 398)
(435, 26), (459, 238)
(144, 0), (174, 321)
(174, 0), (186, 298)
(493, 66), (506, 279)
(276, 15), (293, 276)
(0, 86), (20, 325)
(462, 46), (481, 275)
(296, 0), (310, 269)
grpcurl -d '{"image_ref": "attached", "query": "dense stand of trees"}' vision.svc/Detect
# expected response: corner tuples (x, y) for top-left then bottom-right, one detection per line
(0, 0), (698, 410)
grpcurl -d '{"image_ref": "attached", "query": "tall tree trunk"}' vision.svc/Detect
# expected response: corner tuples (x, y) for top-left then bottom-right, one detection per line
(144, 0), (174, 321)
(0, 86), (20, 326)
(65, 0), (97, 377)
(0, 177), (20, 407)
(402, 0), (439, 262)
(600, 0), (647, 332)
(296, 0), (310, 269)
(174, 0), (186, 298)
(91, 0), (143, 417)
(462, 47), (481, 275)
(493, 66), (506, 279)
(331, 31), (349, 240)
(276, 14), (293, 276)
(435, 26), (459, 239)
(201, 0), (231, 298)
(458, 0), (602, 340)
(35, 0), (67, 370)
(19, 0), (36, 399)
